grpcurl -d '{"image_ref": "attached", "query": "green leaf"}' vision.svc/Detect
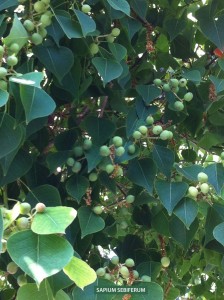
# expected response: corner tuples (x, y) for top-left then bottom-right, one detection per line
(82, 116), (115, 145)
(108, 43), (127, 62)
(48, 271), (74, 295)
(152, 209), (170, 236)
(175, 164), (203, 181)
(155, 180), (188, 215)
(131, 282), (164, 300)
(66, 174), (89, 203)
(0, 209), (3, 252)
(204, 205), (224, 245)
(152, 145), (175, 178)
(182, 70), (202, 83)
(198, 132), (224, 149)
(63, 256), (97, 289)
(55, 290), (70, 300)
(31, 207), (77, 235)
(4, 14), (28, 50)
(106, 0), (130, 16)
(26, 184), (61, 207)
(85, 145), (102, 172)
(7, 230), (73, 284)
(20, 85), (56, 124)
(78, 206), (105, 238)
(136, 85), (161, 105)
(136, 261), (161, 281)
(55, 10), (82, 39)
(2, 202), (20, 230)
(127, 158), (157, 195)
(0, 89), (9, 107)
(205, 163), (224, 196)
(210, 75), (224, 94)
(74, 9), (96, 37)
(92, 57), (123, 85)
(130, 0), (148, 20)
(17, 281), (54, 300)
(47, 151), (71, 174)
(99, 171), (116, 194)
(10, 72), (44, 88)
(213, 222), (224, 246)
(0, 0), (17, 10)
(165, 18), (187, 41)
(33, 45), (74, 83)
(174, 198), (198, 229)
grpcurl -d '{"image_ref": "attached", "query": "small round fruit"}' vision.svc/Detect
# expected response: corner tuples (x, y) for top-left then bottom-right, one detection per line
(184, 92), (193, 102)
(72, 161), (82, 173)
(40, 14), (52, 27)
(1, 240), (7, 253)
(174, 101), (184, 111)
(0, 46), (4, 55)
(200, 183), (209, 194)
(125, 258), (135, 267)
(41, 0), (50, 4)
(66, 157), (75, 167)
(83, 139), (92, 150)
(171, 86), (179, 93)
(152, 125), (163, 135)
(39, 27), (48, 38)
(160, 130), (171, 141)
(128, 144), (136, 154)
(119, 266), (130, 278)
(179, 78), (187, 87)
(163, 83), (171, 92)
(161, 256), (170, 268)
(111, 28), (120, 37)
(34, 1), (46, 13)
(120, 220), (128, 229)
(9, 43), (20, 53)
(35, 202), (46, 213)
(16, 217), (29, 230)
(221, 151), (224, 159)
(24, 20), (35, 31)
(0, 67), (7, 79)
(17, 274), (27, 287)
(6, 56), (18, 67)
(111, 256), (119, 265)
(138, 125), (148, 135)
(115, 146), (125, 157)
(106, 35), (115, 43)
(96, 267), (106, 277)
(20, 202), (31, 215)
(73, 146), (84, 157)
(89, 43), (99, 55)
(7, 262), (18, 274)
(146, 115), (154, 125)
(169, 78), (179, 88)
(141, 275), (151, 282)
(197, 172), (208, 183)
(105, 164), (114, 174)
(153, 78), (162, 86)
(112, 136), (123, 147)
(81, 4), (91, 14)
(89, 172), (98, 182)
(100, 145), (110, 157)
(116, 166), (123, 176)
(104, 273), (112, 280)
(188, 186), (198, 198)
(133, 270), (139, 279)
(132, 130), (142, 140)
(92, 206), (103, 215)
(31, 33), (43, 45)
(126, 195), (135, 204)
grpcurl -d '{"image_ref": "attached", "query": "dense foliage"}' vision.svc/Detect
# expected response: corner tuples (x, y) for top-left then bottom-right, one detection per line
(0, 0), (224, 299)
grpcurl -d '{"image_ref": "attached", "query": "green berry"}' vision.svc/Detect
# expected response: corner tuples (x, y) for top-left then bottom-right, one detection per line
(31, 33), (43, 45)
(111, 256), (119, 265)
(40, 14), (52, 27)
(73, 146), (84, 157)
(128, 144), (136, 154)
(81, 4), (91, 13)
(200, 183), (209, 194)
(105, 164), (114, 174)
(120, 207), (129, 216)
(188, 186), (198, 198)
(1, 240), (7, 253)
(66, 157), (75, 167)
(174, 101), (184, 111)
(138, 125), (148, 135)
(17, 274), (27, 287)
(9, 43), (20, 53)
(16, 217), (29, 230)
(35, 202), (46, 213)
(6, 56), (18, 67)
(100, 145), (110, 157)
(93, 206), (103, 215)
(221, 151), (224, 159)
(0, 67), (7, 79)
(160, 130), (171, 140)
(171, 86), (179, 93)
(125, 258), (135, 268)
(153, 78), (162, 86)
(24, 20), (35, 32)
(169, 78), (179, 88)
(83, 139), (92, 150)
(152, 125), (163, 135)
(34, 1), (46, 13)
(116, 166), (123, 177)
(72, 161), (82, 173)
(96, 267), (106, 277)
(133, 270), (139, 279)
(119, 266), (130, 278)
(104, 273), (112, 280)
(120, 220), (128, 229)
(126, 195), (135, 204)
(115, 146), (125, 157)
(89, 172), (98, 182)
(20, 202), (31, 215)
(163, 83), (171, 92)
(146, 115), (154, 125)
(132, 130), (142, 140)
(106, 35), (115, 43)
(161, 256), (170, 268)
(41, 0), (50, 4)
(179, 78), (187, 87)
(38, 27), (48, 38)
(184, 92), (193, 102)
(7, 262), (18, 274)
(197, 172), (208, 183)
(89, 43), (99, 55)
(111, 28), (120, 37)
(112, 136), (123, 147)
(141, 275), (151, 282)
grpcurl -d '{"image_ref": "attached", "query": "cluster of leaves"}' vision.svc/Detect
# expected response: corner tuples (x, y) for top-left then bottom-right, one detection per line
(0, 0), (224, 299)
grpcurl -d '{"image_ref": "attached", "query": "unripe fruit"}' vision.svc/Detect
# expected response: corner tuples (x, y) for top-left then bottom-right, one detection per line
(16, 217), (29, 230)
(184, 92), (193, 102)
(0, 67), (7, 79)
(38, 28), (48, 38)
(197, 172), (208, 183)
(221, 151), (224, 159)
(174, 101), (184, 111)
(152, 125), (163, 135)
(119, 266), (130, 278)
(163, 83), (171, 92)
(24, 20), (35, 32)
(34, 1), (46, 13)
(169, 78), (179, 88)
(120, 220), (128, 229)
(96, 267), (106, 277)
(0, 80), (7, 91)
(7, 56), (18, 67)
(128, 144), (136, 154)
(146, 115), (154, 125)
(116, 166), (123, 177)
(89, 43), (99, 55)
(188, 186), (198, 198)
(72, 161), (82, 173)
(115, 146), (125, 157)
(20, 202), (31, 215)
(112, 136), (123, 147)
(105, 164), (114, 174)
(0, 46), (4, 55)
(41, 0), (50, 4)
(17, 274), (27, 287)
(126, 195), (135, 204)
(92, 206), (103, 215)
(83, 139), (92, 150)
(141, 275), (151, 282)
(111, 256), (119, 265)
(73, 146), (84, 157)
(161, 256), (170, 268)
(125, 258), (135, 267)
(153, 78), (162, 86)
(132, 130), (142, 140)
(171, 86), (179, 93)
(35, 202), (46, 213)
(111, 28), (120, 37)
(106, 35), (115, 43)
(1, 240), (7, 253)
(81, 4), (91, 14)
(31, 33), (43, 45)
(200, 183), (209, 194)
(66, 157), (75, 167)
(40, 14), (52, 27)
(179, 78), (187, 87)
(9, 43), (20, 53)
(133, 270), (139, 279)
(100, 145), (110, 156)
(160, 130), (171, 140)
(104, 273), (112, 280)
(89, 172), (98, 182)
(138, 125), (148, 135)
(7, 262), (18, 274)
